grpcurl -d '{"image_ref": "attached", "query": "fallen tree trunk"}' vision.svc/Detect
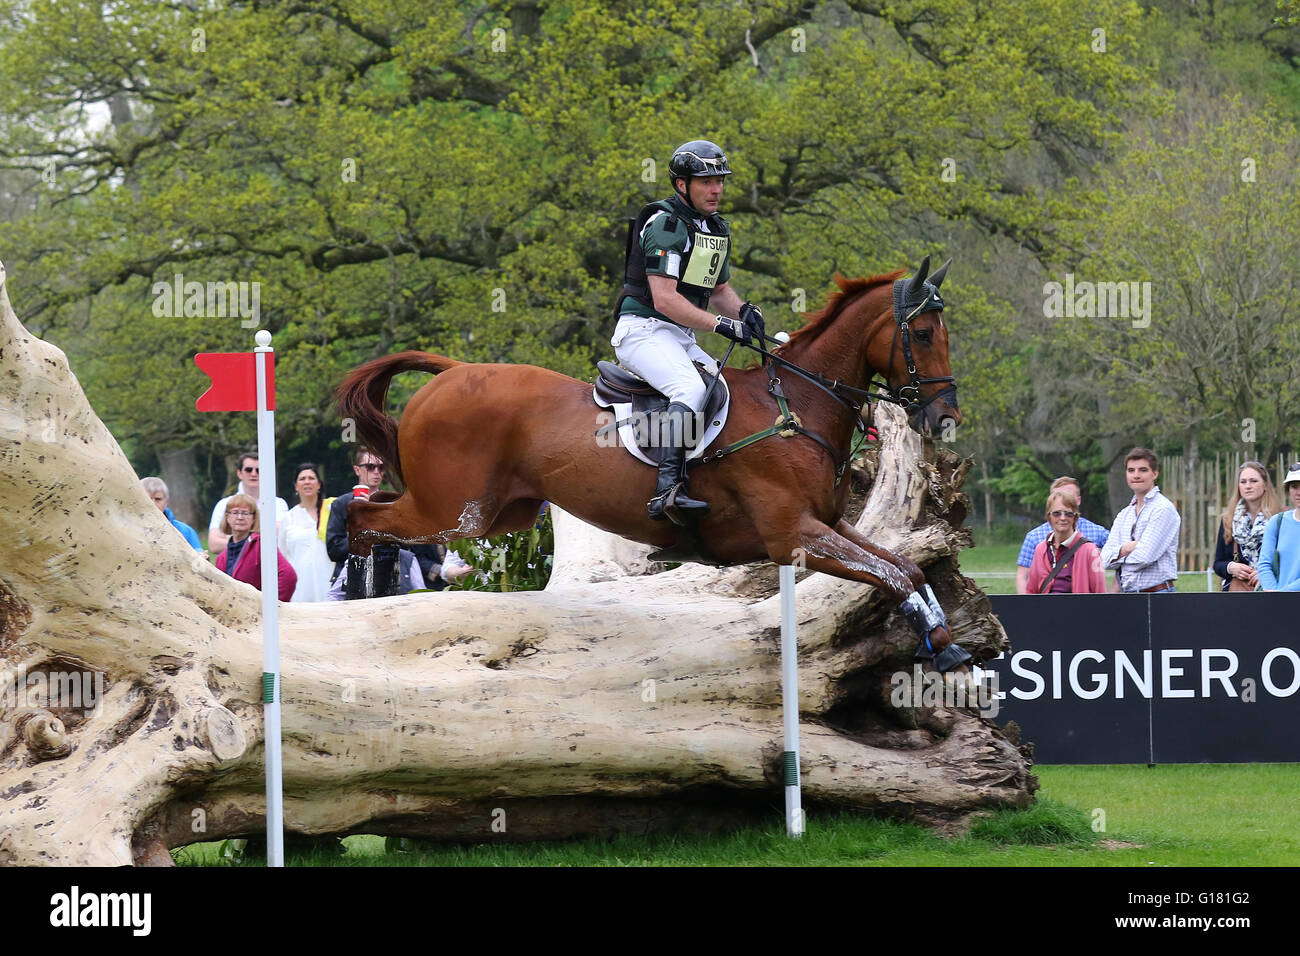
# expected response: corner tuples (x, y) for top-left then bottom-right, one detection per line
(0, 260), (1032, 866)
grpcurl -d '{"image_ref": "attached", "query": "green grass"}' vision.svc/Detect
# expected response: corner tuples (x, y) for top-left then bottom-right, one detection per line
(958, 540), (1020, 594)
(1031, 764), (1300, 866)
(170, 764), (1300, 867)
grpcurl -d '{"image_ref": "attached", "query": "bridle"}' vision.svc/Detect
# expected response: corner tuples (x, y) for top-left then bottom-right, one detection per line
(690, 257), (959, 484)
(873, 290), (957, 419)
(754, 269), (958, 424)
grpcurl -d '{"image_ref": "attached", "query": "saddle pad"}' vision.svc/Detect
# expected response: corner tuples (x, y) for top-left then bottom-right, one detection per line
(591, 376), (730, 467)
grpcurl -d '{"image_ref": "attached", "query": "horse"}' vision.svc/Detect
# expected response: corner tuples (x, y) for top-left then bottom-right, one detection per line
(335, 255), (970, 671)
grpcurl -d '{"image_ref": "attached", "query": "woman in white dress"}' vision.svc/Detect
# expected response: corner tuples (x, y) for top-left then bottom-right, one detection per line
(278, 463), (335, 602)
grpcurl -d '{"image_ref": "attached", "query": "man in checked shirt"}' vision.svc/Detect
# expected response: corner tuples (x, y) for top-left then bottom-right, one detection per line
(1099, 447), (1182, 593)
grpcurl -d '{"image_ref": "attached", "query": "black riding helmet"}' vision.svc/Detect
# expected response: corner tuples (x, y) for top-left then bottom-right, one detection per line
(669, 140), (732, 212)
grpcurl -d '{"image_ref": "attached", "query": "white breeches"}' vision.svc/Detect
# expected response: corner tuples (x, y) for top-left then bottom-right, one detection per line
(611, 315), (720, 413)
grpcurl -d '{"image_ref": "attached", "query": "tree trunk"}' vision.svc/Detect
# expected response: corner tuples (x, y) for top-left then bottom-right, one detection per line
(156, 446), (203, 532)
(1098, 395), (1130, 517)
(0, 260), (1034, 866)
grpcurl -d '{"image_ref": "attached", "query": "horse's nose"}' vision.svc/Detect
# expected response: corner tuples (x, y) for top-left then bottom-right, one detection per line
(931, 390), (961, 432)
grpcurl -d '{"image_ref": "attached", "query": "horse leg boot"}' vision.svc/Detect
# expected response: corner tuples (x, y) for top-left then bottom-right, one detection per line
(343, 544), (402, 599)
(344, 555), (368, 599)
(901, 586), (971, 673)
(371, 544), (402, 597)
(647, 402), (709, 525)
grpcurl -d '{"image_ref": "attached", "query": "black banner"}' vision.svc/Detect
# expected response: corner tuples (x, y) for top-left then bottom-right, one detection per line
(982, 594), (1300, 764)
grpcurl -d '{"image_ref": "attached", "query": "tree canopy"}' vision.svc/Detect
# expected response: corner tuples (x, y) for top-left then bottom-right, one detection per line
(1, 0), (1296, 522)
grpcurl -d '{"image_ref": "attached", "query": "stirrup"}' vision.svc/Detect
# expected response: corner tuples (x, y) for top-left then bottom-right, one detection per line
(648, 483), (709, 526)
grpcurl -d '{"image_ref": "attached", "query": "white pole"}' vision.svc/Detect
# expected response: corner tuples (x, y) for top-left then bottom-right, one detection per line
(779, 564), (803, 838)
(254, 330), (284, 868)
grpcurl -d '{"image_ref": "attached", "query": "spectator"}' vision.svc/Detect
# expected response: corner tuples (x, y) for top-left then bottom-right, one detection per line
(209, 452), (288, 555)
(327, 547), (428, 600)
(1015, 476), (1109, 593)
(278, 463), (335, 602)
(1258, 463), (1300, 592)
(325, 448), (387, 581)
(141, 477), (204, 552)
(214, 494), (297, 601)
(1213, 461), (1281, 592)
(1026, 488), (1107, 593)
(410, 543), (477, 591)
(418, 546), (475, 590)
(1099, 447), (1181, 593)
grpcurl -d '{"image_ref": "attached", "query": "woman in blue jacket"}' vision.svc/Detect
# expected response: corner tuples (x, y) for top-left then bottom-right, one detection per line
(1259, 463), (1300, 591)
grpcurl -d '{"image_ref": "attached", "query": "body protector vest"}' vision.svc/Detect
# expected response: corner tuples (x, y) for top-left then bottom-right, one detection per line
(618, 195), (730, 317)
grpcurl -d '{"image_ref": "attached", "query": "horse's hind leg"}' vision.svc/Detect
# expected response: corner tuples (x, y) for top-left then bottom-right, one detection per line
(484, 498), (546, 536)
(350, 493), (497, 551)
(344, 491), (495, 598)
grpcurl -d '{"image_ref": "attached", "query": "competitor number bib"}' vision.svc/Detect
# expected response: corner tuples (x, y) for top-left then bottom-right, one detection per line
(681, 233), (728, 289)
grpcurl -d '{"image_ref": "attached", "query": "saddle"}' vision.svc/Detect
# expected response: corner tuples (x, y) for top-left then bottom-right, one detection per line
(592, 361), (730, 466)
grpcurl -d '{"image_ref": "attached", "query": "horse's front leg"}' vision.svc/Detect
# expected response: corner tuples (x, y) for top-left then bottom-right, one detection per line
(833, 518), (925, 589)
(831, 518), (967, 672)
(765, 517), (969, 673)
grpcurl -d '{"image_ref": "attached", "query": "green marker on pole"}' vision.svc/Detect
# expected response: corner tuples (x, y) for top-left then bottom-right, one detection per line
(254, 330), (285, 867)
(780, 564), (803, 837)
(195, 331), (285, 867)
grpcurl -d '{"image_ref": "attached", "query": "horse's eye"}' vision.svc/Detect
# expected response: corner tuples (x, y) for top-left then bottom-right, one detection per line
(914, 328), (931, 343)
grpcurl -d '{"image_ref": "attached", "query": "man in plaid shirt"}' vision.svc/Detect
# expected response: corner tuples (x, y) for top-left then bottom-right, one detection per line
(1099, 447), (1182, 593)
(1015, 476), (1110, 594)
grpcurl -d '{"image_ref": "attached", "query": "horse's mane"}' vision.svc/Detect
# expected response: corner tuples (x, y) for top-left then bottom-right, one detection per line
(780, 270), (905, 348)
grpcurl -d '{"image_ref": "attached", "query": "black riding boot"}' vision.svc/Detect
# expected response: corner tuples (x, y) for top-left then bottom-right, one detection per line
(647, 402), (710, 525)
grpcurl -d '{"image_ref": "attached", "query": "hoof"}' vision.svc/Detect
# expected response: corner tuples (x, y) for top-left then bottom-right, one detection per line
(933, 642), (972, 674)
(913, 626), (948, 662)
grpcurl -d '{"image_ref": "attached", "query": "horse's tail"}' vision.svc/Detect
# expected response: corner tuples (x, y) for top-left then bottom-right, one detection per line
(334, 351), (463, 489)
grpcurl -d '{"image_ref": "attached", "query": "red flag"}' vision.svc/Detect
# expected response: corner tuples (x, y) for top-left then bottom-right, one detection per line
(195, 352), (276, 411)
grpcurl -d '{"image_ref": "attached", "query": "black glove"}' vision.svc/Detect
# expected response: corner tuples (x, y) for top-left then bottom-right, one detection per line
(740, 302), (766, 345)
(713, 315), (751, 345)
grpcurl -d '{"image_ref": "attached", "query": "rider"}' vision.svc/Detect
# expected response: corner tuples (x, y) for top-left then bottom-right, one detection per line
(613, 139), (766, 524)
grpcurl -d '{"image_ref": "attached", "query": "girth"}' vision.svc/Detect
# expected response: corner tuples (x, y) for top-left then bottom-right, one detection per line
(692, 364), (862, 485)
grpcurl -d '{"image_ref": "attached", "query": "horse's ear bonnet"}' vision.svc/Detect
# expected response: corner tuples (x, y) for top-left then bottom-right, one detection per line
(892, 255), (950, 320)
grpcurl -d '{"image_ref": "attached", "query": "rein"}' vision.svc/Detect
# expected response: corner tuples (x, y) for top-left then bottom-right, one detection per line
(692, 274), (956, 483)
(750, 284), (956, 418)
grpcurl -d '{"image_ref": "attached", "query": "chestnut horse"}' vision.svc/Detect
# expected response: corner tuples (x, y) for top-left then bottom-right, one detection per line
(336, 257), (969, 670)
